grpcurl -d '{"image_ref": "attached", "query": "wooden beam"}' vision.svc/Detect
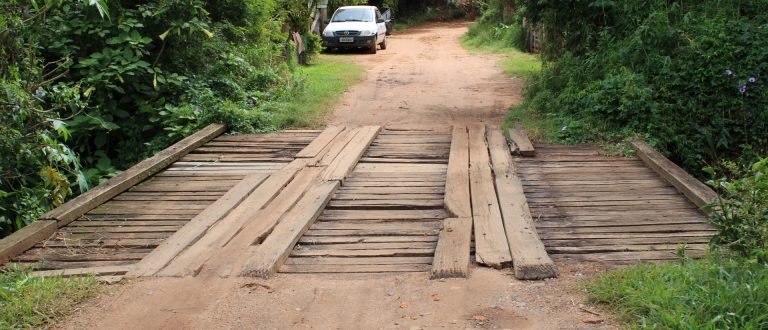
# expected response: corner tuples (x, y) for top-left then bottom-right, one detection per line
(32, 265), (132, 277)
(443, 125), (471, 218)
(323, 126), (381, 181)
(430, 217), (472, 279)
(468, 124), (513, 268)
(155, 160), (307, 277)
(240, 181), (340, 278)
(42, 124), (227, 226)
(630, 141), (717, 208)
(508, 122), (535, 157)
(295, 126), (345, 158)
(488, 129), (556, 280)
(0, 220), (57, 264)
(127, 174), (268, 277)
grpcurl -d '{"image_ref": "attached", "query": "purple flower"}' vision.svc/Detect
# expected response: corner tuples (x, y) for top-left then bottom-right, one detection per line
(726, 69), (733, 77)
(739, 84), (747, 94)
(247, 98), (255, 105)
(194, 107), (201, 114)
(749, 76), (757, 83)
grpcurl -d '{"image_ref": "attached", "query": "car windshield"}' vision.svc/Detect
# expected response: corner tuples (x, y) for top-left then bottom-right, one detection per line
(331, 8), (373, 22)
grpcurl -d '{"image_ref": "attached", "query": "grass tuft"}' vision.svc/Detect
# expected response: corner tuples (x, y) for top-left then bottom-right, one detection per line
(587, 256), (768, 329)
(274, 55), (364, 128)
(1, 265), (99, 329)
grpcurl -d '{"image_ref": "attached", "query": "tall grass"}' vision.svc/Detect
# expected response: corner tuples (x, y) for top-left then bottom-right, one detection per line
(588, 256), (768, 329)
(1, 265), (99, 328)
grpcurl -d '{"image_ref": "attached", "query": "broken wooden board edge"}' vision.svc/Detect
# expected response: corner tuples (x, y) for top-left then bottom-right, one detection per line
(0, 220), (58, 264)
(430, 217), (472, 279)
(42, 123), (227, 226)
(32, 265), (133, 278)
(630, 140), (717, 208)
(508, 122), (535, 157)
(127, 174), (268, 277)
(240, 180), (341, 279)
(487, 128), (556, 280)
(444, 125), (471, 218)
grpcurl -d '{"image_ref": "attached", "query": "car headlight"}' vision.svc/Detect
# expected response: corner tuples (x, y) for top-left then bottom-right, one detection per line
(360, 30), (373, 36)
(323, 29), (334, 37)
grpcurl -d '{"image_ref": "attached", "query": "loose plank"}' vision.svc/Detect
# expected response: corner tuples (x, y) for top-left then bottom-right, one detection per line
(468, 125), (512, 268)
(488, 129), (556, 279)
(430, 217), (473, 279)
(241, 181), (340, 278)
(444, 125), (471, 218)
(128, 174), (267, 277)
(508, 123), (535, 156)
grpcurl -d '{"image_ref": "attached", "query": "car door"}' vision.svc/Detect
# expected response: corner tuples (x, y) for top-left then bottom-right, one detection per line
(375, 9), (386, 42)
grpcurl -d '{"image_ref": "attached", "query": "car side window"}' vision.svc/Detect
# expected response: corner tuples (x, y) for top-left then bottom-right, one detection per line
(375, 9), (381, 21)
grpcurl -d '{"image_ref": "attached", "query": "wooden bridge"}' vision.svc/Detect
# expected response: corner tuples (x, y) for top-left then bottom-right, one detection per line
(0, 123), (717, 280)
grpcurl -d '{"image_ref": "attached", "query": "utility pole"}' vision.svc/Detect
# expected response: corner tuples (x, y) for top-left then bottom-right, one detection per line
(317, 0), (329, 34)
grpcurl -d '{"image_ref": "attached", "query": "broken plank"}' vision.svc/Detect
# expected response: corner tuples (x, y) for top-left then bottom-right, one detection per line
(444, 125), (471, 218)
(128, 174), (267, 277)
(42, 124), (226, 226)
(241, 181), (340, 278)
(508, 123), (535, 156)
(488, 129), (556, 279)
(430, 217), (472, 279)
(468, 124), (512, 268)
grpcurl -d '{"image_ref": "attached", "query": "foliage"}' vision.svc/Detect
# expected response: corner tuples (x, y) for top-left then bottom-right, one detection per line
(705, 157), (768, 263)
(587, 256), (768, 329)
(0, 0), (344, 236)
(512, 0), (768, 177)
(0, 265), (99, 328)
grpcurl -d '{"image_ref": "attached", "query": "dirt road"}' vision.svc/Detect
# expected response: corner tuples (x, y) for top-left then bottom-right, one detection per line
(328, 21), (521, 128)
(58, 22), (618, 330)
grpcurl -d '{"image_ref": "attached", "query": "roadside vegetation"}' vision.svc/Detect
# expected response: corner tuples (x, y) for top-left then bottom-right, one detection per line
(467, 1), (767, 328)
(0, 266), (99, 328)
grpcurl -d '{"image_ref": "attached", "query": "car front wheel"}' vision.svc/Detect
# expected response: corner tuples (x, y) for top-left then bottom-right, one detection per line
(368, 40), (377, 54)
(380, 36), (387, 50)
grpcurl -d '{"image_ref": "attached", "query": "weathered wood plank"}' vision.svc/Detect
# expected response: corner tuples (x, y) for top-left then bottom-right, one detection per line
(0, 220), (58, 264)
(295, 126), (346, 158)
(631, 140), (717, 208)
(323, 126), (381, 181)
(488, 129), (556, 279)
(241, 181), (340, 278)
(508, 123), (535, 156)
(155, 160), (309, 277)
(430, 217), (472, 279)
(128, 174), (267, 277)
(32, 265), (132, 277)
(468, 125), (512, 268)
(285, 257), (433, 265)
(42, 124), (227, 226)
(280, 263), (430, 273)
(444, 125), (471, 218)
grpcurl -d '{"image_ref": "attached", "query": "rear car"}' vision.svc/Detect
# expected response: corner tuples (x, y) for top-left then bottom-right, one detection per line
(322, 6), (388, 54)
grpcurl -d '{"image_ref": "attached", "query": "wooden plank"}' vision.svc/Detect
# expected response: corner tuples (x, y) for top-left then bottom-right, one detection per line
(0, 220), (58, 264)
(280, 264), (430, 273)
(631, 140), (717, 208)
(297, 242), (436, 250)
(32, 265), (132, 277)
(128, 174), (267, 277)
(42, 124), (226, 226)
(468, 125), (512, 268)
(430, 217), (472, 279)
(154, 160), (310, 277)
(354, 163), (447, 174)
(444, 125), (471, 218)
(285, 257), (432, 265)
(290, 249), (434, 257)
(508, 123), (535, 156)
(298, 236), (438, 244)
(295, 126), (346, 158)
(323, 126), (381, 181)
(241, 181), (340, 278)
(488, 129), (556, 279)
(318, 209), (449, 220)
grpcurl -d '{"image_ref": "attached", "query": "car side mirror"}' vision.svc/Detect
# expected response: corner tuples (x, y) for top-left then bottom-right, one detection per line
(377, 18), (385, 23)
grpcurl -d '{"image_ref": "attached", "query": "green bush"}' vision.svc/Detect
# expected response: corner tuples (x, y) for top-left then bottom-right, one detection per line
(588, 256), (768, 329)
(706, 158), (768, 263)
(515, 0), (768, 177)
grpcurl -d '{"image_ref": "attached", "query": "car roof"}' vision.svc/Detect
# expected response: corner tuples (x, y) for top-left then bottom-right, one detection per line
(337, 6), (376, 10)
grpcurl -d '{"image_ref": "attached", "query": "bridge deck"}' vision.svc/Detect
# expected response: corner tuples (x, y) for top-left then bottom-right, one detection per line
(2, 125), (716, 278)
